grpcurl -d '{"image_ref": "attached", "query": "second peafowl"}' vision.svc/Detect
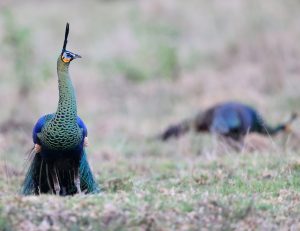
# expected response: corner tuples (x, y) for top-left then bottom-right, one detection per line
(22, 23), (99, 195)
(160, 101), (297, 142)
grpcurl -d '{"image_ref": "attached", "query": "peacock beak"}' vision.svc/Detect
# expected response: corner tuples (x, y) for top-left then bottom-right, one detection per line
(73, 53), (82, 59)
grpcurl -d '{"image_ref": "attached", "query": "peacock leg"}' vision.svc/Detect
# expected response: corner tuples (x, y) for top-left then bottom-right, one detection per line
(74, 168), (81, 194)
(225, 137), (243, 151)
(51, 166), (60, 195)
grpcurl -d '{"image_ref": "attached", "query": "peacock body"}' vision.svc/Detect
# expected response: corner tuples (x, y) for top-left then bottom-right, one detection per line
(160, 101), (296, 141)
(21, 23), (99, 196)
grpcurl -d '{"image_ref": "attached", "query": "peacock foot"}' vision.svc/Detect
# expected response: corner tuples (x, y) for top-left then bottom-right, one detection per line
(34, 144), (41, 153)
(84, 137), (88, 147)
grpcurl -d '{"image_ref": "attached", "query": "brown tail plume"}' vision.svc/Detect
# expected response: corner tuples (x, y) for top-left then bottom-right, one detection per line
(159, 118), (194, 141)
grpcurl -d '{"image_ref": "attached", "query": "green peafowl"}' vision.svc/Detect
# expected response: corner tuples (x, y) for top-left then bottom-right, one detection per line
(21, 23), (99, 196)
(160, 101), (297, 142)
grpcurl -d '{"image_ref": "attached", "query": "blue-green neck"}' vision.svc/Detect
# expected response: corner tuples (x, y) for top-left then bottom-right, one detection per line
(253, 118), (285, 135)
(38, 57), (81, 150)
(55, 57), (77, 121)
(265, 124), (285, 135)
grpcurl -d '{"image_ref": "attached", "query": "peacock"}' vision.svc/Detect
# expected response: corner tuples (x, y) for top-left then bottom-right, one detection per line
(160, 101), (297, 142)
(21, 23), (99, 196)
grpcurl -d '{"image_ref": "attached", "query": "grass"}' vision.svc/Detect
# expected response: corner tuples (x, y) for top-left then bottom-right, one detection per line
(1, 149), (300, 230)
(1, 0), (300, 230)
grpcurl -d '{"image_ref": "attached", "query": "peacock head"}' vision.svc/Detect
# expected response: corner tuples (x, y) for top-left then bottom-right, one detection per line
(60, 23), (81, 63)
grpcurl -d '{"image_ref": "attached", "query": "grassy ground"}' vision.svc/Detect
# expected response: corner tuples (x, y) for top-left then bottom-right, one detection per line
(2, 148), (300, 230)
(1, 0), (300, 230)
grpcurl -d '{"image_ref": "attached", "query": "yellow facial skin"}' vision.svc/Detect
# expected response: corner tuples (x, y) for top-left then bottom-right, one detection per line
(61, 51), (81, 63)
(61, 55), (71, 63)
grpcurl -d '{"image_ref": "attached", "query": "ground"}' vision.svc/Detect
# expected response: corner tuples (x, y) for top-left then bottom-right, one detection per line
(1, 0), (300, 230)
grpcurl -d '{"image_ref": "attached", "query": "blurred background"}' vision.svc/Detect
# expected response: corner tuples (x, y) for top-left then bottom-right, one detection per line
(1, 0), (300, 188)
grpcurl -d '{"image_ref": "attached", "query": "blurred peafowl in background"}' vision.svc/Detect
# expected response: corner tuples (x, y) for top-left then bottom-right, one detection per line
(22, 23), (99, 196)
(160, 101), (297, 142)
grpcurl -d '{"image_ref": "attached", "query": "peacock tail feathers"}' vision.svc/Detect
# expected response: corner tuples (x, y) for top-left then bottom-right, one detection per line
(160, 117), (194, 141)
(21, 149), (41, 195)
(21, 148), (99, 196)
(79, 150), (100, 194)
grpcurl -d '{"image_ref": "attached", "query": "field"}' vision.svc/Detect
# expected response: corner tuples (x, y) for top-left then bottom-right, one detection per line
(1, 0), (300, 230)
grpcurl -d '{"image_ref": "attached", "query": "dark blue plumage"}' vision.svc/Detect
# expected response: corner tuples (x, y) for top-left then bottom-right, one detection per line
(160, 101), (296, 141)
(209, 102), (260, 139)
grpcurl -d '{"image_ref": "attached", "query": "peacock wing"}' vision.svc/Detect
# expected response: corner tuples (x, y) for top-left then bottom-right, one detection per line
(33, 114), (55, 144)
